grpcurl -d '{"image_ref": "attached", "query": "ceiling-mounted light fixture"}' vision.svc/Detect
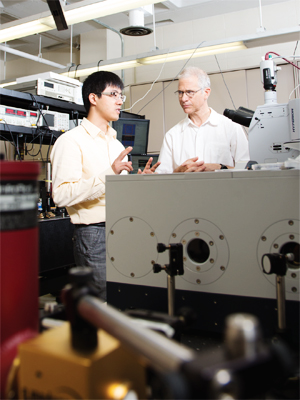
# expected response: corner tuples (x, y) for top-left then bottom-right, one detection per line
(120, 9), (153, 36)
(0, 0), (161, 43)
(138, 41), (246, 64)
(61, 59), (141, 79)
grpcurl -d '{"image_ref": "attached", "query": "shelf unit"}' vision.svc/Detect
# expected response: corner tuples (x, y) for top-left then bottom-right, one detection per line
(0, 87), (87, 150)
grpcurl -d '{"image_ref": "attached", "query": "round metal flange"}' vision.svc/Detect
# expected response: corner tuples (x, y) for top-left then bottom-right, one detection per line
(169, 218), (229, 285)
(257, 219), (299, 294)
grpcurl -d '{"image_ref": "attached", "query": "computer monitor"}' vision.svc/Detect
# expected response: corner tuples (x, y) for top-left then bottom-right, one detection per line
(112, 118), (150, 155)
(130, 154), (159, 174)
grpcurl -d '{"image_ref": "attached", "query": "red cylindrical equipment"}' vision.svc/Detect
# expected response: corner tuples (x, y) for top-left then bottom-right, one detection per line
(0, 161), (40, 398)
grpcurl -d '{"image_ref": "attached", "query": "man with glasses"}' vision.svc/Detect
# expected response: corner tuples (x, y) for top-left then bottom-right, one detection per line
(51, 71), (159, 300)
(156, 66), (249, 173)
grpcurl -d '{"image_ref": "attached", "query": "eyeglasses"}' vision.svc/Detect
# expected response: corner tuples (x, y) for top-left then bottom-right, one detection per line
(95, 91), (126, 102)
(175, 89), (202, 98)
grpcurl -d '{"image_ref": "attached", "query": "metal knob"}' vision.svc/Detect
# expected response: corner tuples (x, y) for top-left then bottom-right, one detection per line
(153, 264), (163, 273)
(157, 243), (168, 253)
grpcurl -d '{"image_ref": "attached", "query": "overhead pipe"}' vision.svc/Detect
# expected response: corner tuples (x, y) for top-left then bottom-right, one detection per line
(0, 44), (67, 69)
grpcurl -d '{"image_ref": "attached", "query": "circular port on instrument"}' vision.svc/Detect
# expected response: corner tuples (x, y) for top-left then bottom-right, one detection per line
(187, 238), (210, 264)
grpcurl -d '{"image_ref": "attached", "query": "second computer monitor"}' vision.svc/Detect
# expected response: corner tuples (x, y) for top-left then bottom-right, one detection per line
(113, 118), (150, 155)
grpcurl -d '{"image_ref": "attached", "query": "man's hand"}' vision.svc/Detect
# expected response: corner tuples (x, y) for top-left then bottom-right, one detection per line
(174, 159), (232, 173)
(137, 157), (161, 174)
(202, 163), (233, 171)
(112, 147), (133, 174)
(174, 157), (205, 173)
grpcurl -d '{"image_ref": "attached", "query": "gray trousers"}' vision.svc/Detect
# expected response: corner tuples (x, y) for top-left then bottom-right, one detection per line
(72, 224), (106, 301)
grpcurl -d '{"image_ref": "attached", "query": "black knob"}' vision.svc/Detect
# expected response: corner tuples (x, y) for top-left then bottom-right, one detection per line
(153, 264), (162, 273)
(157, 243), (167, 253)
(262, 253), (287, 276)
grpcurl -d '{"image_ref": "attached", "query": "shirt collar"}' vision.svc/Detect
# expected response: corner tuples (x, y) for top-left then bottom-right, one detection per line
(184, 108), (219, 129)
(81, 117), (116, 139)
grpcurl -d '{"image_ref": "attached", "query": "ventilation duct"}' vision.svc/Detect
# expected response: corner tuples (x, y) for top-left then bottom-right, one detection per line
(120, 9), (152, 36)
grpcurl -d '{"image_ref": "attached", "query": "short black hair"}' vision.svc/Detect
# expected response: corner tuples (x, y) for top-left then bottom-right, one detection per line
(82, 71), (124, 113)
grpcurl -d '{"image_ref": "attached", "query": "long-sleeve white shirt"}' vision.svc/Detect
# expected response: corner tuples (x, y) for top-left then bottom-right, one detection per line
(156, 108), (250, 174)
(50, 117), (127, 224)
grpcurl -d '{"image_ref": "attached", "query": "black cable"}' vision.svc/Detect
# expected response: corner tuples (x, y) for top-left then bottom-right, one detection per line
(68, 64), (73, 74)
(29, 93), (47, 128)
(4, 141), (8, 160)
(214, 55), (237, 110)
(1, 120), (21, 160)
(26, 133), (42, 157)
(74, 64), (81, 79)
(24, 134), (34, 155)
(46, 133), (54, 162)
(16, 133), (22, 161)
(97, 59), (103, 70)
(29, 93), (52, 135)
(0, 134), (15, 149)
(293, 40), (299, 55)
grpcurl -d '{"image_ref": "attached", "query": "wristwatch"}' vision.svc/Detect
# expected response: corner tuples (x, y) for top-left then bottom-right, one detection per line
(220, 164), (228, 169)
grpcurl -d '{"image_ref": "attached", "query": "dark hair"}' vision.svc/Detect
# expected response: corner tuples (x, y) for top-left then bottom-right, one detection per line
(82, 71), (124, 113)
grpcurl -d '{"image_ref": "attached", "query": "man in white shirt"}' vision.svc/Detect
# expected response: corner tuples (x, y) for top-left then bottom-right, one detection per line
(51, 71), (159, 300)
(156, 66), (249, 174)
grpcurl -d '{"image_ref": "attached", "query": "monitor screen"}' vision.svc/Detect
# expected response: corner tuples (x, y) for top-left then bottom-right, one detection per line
(130, 154), (159, 174)
(112, 118), (150, 155)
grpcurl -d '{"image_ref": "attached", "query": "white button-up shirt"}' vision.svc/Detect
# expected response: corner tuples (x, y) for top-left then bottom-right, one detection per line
(50, 117), (127, 225)
(156, 108), (250, 174)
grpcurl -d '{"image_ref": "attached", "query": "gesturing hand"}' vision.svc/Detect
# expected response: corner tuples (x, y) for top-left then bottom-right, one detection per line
(112, 147), (133, 174)
(137, 157), (161, 174)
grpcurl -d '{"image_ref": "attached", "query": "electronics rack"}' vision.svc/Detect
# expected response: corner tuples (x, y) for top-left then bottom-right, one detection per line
(0, 87), (87, 148)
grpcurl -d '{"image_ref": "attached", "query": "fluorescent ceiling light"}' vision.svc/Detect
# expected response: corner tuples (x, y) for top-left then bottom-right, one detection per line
(138, 42), (246, 64)
(61, 60), (141, 79)
(0, 81), (17, 88)
(0, 0), (162, 43)
(62, 40), (245, 79)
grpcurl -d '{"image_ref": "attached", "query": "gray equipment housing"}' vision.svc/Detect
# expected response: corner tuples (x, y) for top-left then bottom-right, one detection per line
(106, 170), (299, 337)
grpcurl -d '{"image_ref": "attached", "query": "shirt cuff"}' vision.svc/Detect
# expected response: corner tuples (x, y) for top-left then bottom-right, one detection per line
(99, 166), (115, 183)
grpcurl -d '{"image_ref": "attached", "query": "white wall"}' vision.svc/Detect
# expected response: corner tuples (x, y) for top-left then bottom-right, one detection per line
(129, 63), (297, 154)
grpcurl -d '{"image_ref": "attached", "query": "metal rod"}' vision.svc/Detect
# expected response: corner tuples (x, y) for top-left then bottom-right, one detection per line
(38, 34), (42, 58)
(0, 44), (66, 69)
(78, 295), (194, 372)
(3, 42), (7, 80)
(167, 275), (175, 316)
(70, 25), (74, 66)
(258, 0), (264, 30)
(276, 275), (286, 330)
(152, 4), (157, 50)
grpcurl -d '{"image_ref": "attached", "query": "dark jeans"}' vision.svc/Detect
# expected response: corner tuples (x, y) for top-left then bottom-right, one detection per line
(72, 224), (106, 301)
